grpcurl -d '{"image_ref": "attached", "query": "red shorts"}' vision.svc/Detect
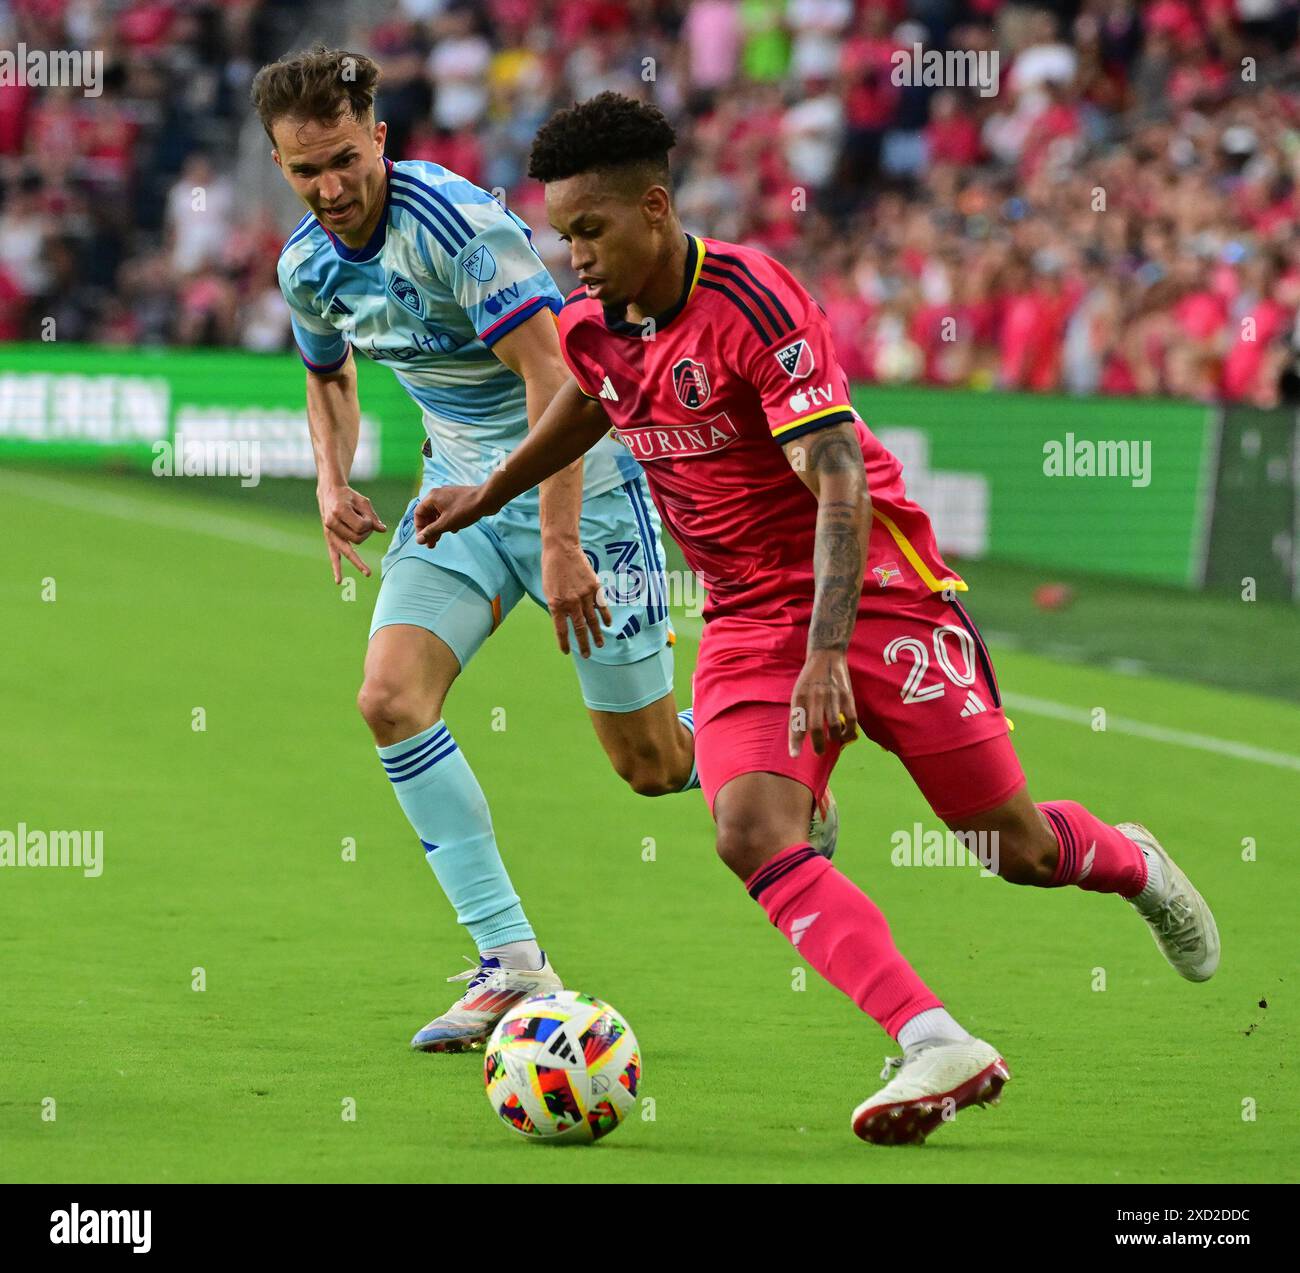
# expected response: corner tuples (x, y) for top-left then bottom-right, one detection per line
(692, 592), (1025, 820)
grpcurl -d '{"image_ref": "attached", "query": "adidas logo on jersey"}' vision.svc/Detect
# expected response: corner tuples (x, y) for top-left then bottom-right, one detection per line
(598, 375), (619, 401)
(960, 691), (987, 718)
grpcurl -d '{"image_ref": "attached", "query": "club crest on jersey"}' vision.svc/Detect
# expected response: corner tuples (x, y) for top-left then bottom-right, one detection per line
(672, 357), (711, 410)
(388, 273), (423, 317)
(774, 338), (815, 380)
(873, 561), (903, 588)
(462, 245), (497, 282)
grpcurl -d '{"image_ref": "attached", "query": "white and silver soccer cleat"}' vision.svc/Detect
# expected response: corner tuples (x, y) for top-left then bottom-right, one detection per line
(1119, 822), (1220, 983)
(810, 788), (839, 859)
(852, 1037), (1010, 1145)
(410, 954), (564, 1053)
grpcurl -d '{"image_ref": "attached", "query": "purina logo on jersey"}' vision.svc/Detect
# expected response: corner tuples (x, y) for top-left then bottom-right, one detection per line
(462, 245), (497, 282)
(614, 410), (740, 462)
(672, 357), (711, 410)
(388, 273), (423, 317)
(774, 338), (815, 380)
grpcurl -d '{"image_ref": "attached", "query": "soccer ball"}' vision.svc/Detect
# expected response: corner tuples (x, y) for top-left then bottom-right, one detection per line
(483, 990), (641, 1142)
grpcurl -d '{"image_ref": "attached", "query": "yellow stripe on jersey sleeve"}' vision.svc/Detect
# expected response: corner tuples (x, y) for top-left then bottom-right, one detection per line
(872, 507), (968, 594)
(770, 405), (849, 438)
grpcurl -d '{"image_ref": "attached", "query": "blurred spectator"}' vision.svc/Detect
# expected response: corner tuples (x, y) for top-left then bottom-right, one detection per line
(165, 153), (234, 276)
(1, 0), (1298, 409)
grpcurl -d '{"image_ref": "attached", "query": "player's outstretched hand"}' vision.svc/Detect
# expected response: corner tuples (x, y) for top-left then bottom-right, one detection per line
(788, 650), (859, 757)
(543, 543), (612, 658)
(318, 485), (387, 584)
(413, 485), (488, 547)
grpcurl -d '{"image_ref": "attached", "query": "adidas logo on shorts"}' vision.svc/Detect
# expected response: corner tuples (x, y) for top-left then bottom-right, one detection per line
(960, 691), (987, 718)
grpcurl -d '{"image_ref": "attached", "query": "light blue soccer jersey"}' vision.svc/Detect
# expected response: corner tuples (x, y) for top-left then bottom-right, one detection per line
(277, 157), (639, 497)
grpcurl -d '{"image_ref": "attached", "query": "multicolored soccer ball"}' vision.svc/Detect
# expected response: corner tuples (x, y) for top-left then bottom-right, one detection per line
(483, 991), (641, 1142)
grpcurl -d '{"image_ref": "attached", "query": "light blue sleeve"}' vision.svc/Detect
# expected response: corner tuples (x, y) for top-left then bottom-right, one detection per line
(426, 200), (564, 348)
(278, 255), (349, 373)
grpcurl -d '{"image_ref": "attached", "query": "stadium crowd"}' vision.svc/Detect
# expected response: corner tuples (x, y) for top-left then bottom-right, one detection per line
(2, 0), (1300, 404)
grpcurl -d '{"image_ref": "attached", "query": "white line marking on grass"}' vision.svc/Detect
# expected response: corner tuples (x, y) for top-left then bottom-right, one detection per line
(1002, 692), (1300, 772)
(4, 468), (323, 560)
(15, 470), (1299, 771)
(668, 611), (1300, 772)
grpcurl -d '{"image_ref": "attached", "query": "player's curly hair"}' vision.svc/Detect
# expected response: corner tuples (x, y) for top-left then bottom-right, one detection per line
(528, 92), (676, 187)
(250, 46), (381, 145)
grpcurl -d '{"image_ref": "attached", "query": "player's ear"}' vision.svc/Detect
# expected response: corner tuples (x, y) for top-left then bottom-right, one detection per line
(373, 118), (387, 155)
(642, 184), (670, 226)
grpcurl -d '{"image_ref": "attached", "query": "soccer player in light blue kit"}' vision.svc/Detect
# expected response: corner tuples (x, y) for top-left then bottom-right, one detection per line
(251, 48), (761, 1051)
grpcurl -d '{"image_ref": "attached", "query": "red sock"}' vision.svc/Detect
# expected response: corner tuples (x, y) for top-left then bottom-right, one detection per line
(1039, 800), (1148, 897)
(746, 843), (943, 1038)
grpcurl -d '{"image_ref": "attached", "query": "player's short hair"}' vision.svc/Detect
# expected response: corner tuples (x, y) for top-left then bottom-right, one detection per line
(250, 45), (381, 145)
(528, 92), (676, 195)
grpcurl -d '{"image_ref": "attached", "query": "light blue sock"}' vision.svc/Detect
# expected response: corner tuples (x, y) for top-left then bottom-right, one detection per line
(677, 708), (700, 792)
(378, 721), (534, 951)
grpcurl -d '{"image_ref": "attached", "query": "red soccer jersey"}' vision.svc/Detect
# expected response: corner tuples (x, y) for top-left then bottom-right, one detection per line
(557, 234), (963, 633)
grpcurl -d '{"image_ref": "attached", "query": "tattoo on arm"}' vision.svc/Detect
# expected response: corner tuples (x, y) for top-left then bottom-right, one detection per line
(807, 430), (860, 474)
(806, 428), (869, 651)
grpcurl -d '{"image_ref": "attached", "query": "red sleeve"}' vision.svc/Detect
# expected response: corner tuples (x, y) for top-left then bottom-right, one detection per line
(716, 249), (859, 444)
(556, 294), (602, 400)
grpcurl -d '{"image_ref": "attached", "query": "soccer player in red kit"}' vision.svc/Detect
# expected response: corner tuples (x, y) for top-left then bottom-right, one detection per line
(412, 93), (1221, 1144)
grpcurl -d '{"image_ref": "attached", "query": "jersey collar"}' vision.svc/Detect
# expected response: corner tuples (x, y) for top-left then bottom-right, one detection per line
(602, 233), (706, 337)
(324, 156), (393, 263)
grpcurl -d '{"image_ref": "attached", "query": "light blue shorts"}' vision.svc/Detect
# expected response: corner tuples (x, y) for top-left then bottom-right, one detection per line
(369, 470), (675, 713)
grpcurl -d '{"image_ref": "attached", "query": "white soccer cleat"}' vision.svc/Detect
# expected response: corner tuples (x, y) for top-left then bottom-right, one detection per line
(810, 788), (839, 859)
(851, 1037), (1010, 1146)
(1119, 822), (1220, 983)
(411, 954), (564, 1053)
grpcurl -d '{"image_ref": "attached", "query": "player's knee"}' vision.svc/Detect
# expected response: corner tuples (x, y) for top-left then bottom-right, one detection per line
(714, 818), (777, 882)
(356, 677), (429, 742)
(608, 742), (679, 797)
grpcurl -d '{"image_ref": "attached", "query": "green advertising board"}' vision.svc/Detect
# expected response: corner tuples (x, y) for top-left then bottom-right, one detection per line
(0, 343), (427, 480)
(853, 385), (1214, 588)
(5, 344), (1290, 595)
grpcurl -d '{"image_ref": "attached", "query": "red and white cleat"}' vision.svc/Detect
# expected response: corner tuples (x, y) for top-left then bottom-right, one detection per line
(851, 1037), (1010, 1145)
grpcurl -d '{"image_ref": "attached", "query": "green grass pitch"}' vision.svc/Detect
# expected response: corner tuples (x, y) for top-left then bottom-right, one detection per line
(3, 465), (1296, 1183)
